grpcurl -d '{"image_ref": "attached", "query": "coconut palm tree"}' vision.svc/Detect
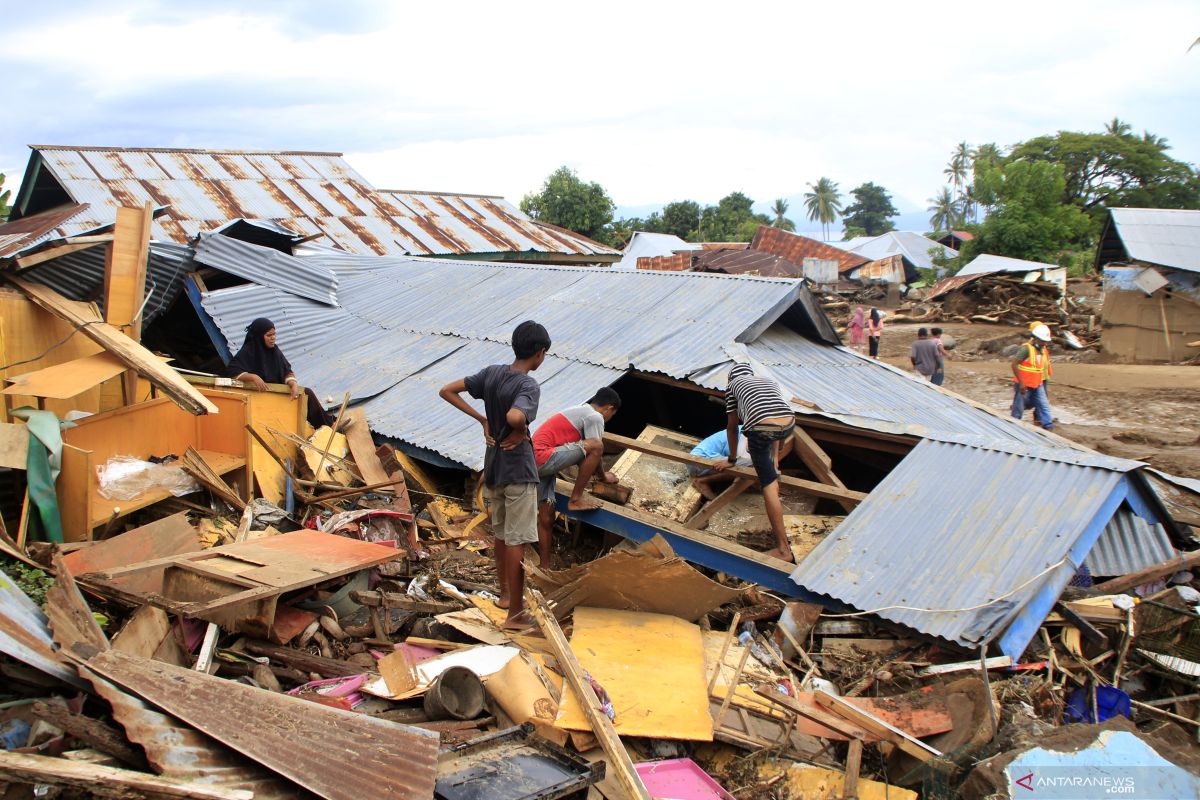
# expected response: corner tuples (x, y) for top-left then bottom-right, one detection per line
(803, 179), (842, 240)
(770, 198), (795, 231)
(927, 187), (960, 233)
(1105, 117), (1132, 137)
(943, 141), (972, 199)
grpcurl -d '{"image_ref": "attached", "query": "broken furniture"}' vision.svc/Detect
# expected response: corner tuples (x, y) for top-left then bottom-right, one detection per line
(434, 724), (604, 800)
(55, 388), (253, 541)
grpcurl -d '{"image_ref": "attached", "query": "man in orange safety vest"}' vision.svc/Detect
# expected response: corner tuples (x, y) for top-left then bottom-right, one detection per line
(1011, 322), (1054, 430)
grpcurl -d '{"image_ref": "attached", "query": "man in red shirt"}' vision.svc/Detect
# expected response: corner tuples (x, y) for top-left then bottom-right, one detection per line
(531, 387), (621, 567)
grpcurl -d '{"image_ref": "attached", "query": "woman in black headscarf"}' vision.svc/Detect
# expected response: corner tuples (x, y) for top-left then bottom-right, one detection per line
(227, 318), (331, 429)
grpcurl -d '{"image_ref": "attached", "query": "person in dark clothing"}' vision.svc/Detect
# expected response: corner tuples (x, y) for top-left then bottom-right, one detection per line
(227, 317), (331, 430)
(440, 320), (550, 629)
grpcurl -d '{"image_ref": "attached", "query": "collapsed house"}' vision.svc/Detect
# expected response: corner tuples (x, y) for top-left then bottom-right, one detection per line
(1094, 207), (1200, 362)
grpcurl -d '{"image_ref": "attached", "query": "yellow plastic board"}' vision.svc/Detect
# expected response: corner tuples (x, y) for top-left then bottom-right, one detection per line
(555, 607), (713, 741)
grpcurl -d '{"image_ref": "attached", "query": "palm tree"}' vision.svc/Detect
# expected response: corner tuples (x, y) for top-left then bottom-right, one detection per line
(943, 141), (971, 199)
(770, 198), (795, 231)
(803, 178), (842, 239)
(1105, 117), (1133, 137)
(927, 187), (960, 233)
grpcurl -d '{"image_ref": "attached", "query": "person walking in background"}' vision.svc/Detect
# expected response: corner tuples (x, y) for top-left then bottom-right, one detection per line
(848, 306), (866, 354)
(909, 327), (941, 381)
(867, 308), (884, 358)
(1011, 322), (1054, 431)
(439, 320), (550, 629)
(930, 327), (949, 386)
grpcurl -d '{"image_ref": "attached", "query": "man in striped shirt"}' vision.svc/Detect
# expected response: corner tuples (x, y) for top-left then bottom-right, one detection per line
(717, 363), (796, 563)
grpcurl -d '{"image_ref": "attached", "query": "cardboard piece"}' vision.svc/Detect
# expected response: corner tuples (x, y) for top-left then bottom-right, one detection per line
(364, 645), (521, 700)
(527, 535), (741, 622)
(0, 423), (29, 469)
(556, 607), (713, 741)
(484, 653), (568, 746)
(435, 607), (511, 645)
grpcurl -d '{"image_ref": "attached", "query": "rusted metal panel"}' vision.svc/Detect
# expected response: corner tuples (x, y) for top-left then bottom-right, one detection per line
(85, 649), (439, 800)
(636, 252), (693, 271)
(925, 273), (982, 300)
(0, 203), (93, 258)
(751, 226), (870, 274)
(854, 254), (907, 283)
(0, 568), (89, 689)
(695, 249), (803, 278)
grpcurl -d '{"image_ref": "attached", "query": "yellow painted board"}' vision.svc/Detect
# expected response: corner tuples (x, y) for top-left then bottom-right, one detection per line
(556, 607), (713, 741)
(245, 390), (304, 505)
(304, 426), (351, 485)
(3, 352), (131, 399)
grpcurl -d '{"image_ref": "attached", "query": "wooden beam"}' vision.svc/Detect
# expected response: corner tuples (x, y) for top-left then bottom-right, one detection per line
(105, 203), (154, 402)
(791, 428), (855, 513)
(526, 588), (651, 800)
(803, 425), (914, 456)
(1093, 550), (1200, 594)
(751, 685), (870, 740)
(629, 370), (723, 397)
(0, 750), (251, 799)
(603, 432), (867, 505)
(799, 417), (917, 446)
(813, 691), (941, 762)
(685, 477), (753, 530)
(8, 278), (217, 415)
(29, 701), (144, 768)
(14, 240), (107, 270)
(842, 738), (863, 800)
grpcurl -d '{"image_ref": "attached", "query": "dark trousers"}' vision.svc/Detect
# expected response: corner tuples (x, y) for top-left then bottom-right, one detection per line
(868, 336), (880, 357)
(304, 387), (333, 430)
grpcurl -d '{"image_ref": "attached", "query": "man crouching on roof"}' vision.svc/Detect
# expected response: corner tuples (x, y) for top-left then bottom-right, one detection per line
(439, 320), (550, 629)
(531, 387), (622, 569)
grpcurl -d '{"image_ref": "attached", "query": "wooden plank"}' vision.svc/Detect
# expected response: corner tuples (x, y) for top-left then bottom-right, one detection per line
(56, 443), (92, 543)
(0, 422), (28, 469)
(63, 511), (199, 595)
(2, 352), (130, 399)
(791, 428), (856, 513)
(9, 277), (217, 415)
(29, 701), (143, 768)
(104, 204), (153, 340)
(752, 685), (870, 740)
(609, 425), (703, 523)
(919, 655), (1012, 676)
(604, 432), (867, 505)
(804, 426), (913, 456)
(843, 738), (863, 800)
(812, 691), (941, 762)
(0, 750), (252, 799)
(686, 477), (753, 530)
(111, 605), (174, 660)
(13, 240), (109, 270)
(344, 408), (392, 486)
(1093, 550), (1200, 594)
(527, 589), (651, 800)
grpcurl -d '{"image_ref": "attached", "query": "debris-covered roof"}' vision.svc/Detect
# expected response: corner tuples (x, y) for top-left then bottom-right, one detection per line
(10, 146), (617, 261)
(840, 231), (957, 271)
(789, 438), (1150, 658)
(958, 253), (1058, 277)
(0, 202), (96, 258)
(751, 226), (870, 275)
(1096, 207), (1200, 274)
(695, 249), (803, 278)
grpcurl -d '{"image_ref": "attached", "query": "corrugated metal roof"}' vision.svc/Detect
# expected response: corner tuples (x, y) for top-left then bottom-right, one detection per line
(192, 233), (338, 305)
(616, 231), (701, 269)
(843, 231), (957, 271)
(0, 203), (96, 258)
(734, 327), (1062, 447)
(696, 249), (803, 278)
(637, 252), (693, 271)
(379, 190), (618, 259)
(958, 253), (1057, 277)
(789, 438), (1140, 654)
(85, 649), (439, 800)
(20, 240), (193, 325)
(14, 147), (617, 260)
(751, 226), (870, 275)
(925, 273), (983, 300)
(1085, 507), (1177, 577)
(1106, 208), (1200, 274)
(0, 568), (88, 690)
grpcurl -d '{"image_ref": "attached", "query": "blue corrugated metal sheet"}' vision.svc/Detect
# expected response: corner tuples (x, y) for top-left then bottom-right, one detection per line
(1085, 507), (1177, 577)
(789, 439), (1144, 656)
(21, 240), (193, 325)
(194, 233), (338, 305)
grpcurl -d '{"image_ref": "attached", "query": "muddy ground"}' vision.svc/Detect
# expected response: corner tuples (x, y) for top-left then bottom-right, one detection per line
(873, 322), (1200, 479)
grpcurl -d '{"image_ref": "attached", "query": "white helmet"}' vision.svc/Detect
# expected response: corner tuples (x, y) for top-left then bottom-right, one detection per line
(1031, 323), (1052, 343)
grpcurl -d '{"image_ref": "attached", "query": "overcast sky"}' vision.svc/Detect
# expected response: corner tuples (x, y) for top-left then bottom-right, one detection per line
(1, 0), (1197, 228)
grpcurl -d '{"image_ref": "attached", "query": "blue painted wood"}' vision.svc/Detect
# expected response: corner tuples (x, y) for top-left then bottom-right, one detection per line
(183, 275), (232, 364)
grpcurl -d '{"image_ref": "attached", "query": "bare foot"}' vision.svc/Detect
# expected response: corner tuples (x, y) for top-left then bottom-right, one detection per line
(767, 547), (796, 564)
(495, 595), (510, 610)
(567, 498), (603, 511)
(501, 612), (531, 630)
(602, 471), (619, 484)
(695, 482), (717, 501)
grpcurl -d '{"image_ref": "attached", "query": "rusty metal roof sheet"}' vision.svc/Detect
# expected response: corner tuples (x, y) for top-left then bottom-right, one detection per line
(616, 231), (701, 269)
(751, 226), (870, 274)
(0, 568), (88, 689)
(83, 669), (303, 799)
(12, 147), (617, 260)
(378, 190), (619, 259)
(84, 649), (439, 800)
(636, 252), (693, 271)
(0, 203), (96, 259)
(925, 273), (984, 300)
(696, 249), (803, 278)
(789, 438), (1149, 659)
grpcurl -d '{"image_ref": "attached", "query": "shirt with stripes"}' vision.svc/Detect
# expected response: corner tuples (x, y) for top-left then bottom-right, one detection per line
(725, 375), (793, 428)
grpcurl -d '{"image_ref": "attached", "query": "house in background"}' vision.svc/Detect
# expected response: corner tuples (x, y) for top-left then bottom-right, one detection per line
(840, 230), (958, 279)
(937, 230), (974, 250)
(958, 253), (1066, 296)
(6, 145), (618, 265)
(1094, 207), (1200, 362)
(616, 231), (700, 269)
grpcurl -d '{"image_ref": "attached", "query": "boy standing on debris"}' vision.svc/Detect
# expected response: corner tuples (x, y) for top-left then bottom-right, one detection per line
(531, 387), (622, 568)
(718, 364), (796, 563)
(439, 320), (551, 629)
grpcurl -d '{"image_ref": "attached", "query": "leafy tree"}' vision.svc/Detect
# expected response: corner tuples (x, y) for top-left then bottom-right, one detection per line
(971, 143), (1004, 214)
(959, 160), (1091, 263)
(770, 198), (795, 231)
(927, 187), (961, 233)
(842, 224), (867, 239)
(660, 200), (701, 240)
(520, 166), (616, 243)
(841, 182), (898, 236)
(803, 178), (842, 239)
(697, 192), (770, 242)
(0, 173), (10, 222)
(1008, 125), (1200, 215)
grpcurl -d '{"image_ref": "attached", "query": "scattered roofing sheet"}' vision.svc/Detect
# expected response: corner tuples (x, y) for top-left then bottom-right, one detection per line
(925, 273), (983, 301)
(637, 251), (693, 271)
(193, 233), (338, 305)
(616, 231), (701, 269)
(841, 231), (957, 271)
(1101, 207), (1200, 274)
(957, 253), (1058, 277)
(378, 190), (618, 260)
(1085, 506), (1177, 578)
(789, 438), (1144, 658)
(0, 568), (88, 689)
(85, 649), (439, 800)
(696, 248), (803, 278)
(0, 203), (94, 258)
(751, 226), (870, 275)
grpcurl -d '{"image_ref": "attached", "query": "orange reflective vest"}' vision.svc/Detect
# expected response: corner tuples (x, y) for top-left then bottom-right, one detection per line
(1015, 342), (1052, 389)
